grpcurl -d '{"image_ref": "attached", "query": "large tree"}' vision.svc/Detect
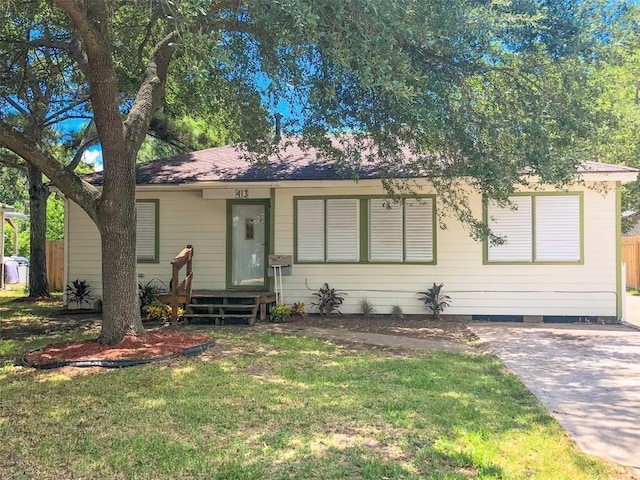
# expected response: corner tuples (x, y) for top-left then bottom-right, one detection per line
(0, 2), (95, 297)
(0, 0), (604, 344)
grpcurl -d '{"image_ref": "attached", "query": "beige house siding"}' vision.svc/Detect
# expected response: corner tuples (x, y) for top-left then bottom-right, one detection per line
(66, 181), (619, 317)
(66, 190), (230, 298)
(274, 183), (617, 317)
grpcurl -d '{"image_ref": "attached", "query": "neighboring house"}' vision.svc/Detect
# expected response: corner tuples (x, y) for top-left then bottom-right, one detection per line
(65, 143), (638, 321)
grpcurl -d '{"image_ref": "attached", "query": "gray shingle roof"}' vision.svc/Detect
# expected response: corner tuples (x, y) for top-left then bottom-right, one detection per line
(86, 142), (639, 185)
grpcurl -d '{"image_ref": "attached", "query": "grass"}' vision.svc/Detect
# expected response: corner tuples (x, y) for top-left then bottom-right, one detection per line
(0, 293), (632, 479)
(627, 288), (640, 296)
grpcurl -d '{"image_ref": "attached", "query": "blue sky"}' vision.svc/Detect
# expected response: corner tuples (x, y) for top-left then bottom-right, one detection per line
(82, 146), (103, 172)
(81, 98), (295, 173)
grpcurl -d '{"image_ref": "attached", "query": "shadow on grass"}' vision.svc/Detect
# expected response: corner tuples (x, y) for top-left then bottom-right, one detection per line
(0, 322), (617, 478)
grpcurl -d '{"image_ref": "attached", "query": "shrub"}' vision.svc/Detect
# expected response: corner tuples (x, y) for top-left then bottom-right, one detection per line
(291, 301), (307, 319)
(418, 283), (451, 320)
(139, 278), (168, 313)
(270, 303), (292, 323)
(391, 304), (404, 320)
(146, 300), (169, 322)
(359, 298), (375, 317)
(65, 279), (92, 308)
(311, 283), (346, 315)
(145, 300), (183, 323)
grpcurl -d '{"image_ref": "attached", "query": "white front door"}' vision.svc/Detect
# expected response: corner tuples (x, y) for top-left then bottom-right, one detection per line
(229, 201), (268, 289)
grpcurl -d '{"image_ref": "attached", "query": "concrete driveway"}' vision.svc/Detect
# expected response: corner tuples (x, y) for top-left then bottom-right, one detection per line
(468, 323), (640, 469)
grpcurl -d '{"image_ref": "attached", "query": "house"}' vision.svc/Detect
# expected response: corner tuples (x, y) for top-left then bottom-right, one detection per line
(64, 142), (638, 322)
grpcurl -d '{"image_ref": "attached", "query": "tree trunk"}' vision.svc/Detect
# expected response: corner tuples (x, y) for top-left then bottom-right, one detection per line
(27, 164), (50, 298)
(96, 155), (145, 345)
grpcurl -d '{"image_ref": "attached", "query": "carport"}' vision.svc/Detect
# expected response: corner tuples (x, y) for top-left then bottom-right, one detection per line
(1, 203), (28, 290)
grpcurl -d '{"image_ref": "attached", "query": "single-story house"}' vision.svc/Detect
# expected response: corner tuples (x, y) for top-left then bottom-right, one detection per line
(64, 142), (638, 322)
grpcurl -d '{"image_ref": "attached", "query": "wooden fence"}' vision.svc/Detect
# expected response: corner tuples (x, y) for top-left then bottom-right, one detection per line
(622, 236), (640, 290)
(46, 240), (64, 292)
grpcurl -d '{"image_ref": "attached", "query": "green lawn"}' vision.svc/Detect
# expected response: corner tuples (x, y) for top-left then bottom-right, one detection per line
(0, 294), (631, 479)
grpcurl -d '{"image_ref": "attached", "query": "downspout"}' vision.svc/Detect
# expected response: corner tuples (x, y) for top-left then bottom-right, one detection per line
(616, 182), (623, 321)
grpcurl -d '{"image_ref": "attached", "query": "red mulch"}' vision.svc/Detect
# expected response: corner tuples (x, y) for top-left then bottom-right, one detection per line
(24, 331), (211, 365)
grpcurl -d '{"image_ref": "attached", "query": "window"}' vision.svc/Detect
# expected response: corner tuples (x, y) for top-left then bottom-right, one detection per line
(369, 198), (434, 262)
(486, 194), (581, 263)
(136, 200), (159, 262)
(295, 197), (435, 263)
(296, 198), (359, 262)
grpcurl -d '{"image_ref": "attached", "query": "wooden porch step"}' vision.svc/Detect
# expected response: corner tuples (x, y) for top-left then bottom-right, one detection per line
(187, 303), (256, 310)
(191, 292), (261, 299)
(183, 313), (255, 319)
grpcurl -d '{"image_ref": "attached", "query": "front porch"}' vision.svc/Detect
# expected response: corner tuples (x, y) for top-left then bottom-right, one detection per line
(183, 290), (276, 325)
(154, 243), (276, 325)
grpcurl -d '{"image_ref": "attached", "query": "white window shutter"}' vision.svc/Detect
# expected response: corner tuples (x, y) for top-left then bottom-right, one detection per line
(136, 202), (157, 260)
(487, 197), (533, 262)
(535, 195), (580, 262)
(326, 199), (359, 261)
(404, 199), (434, 262)
(297, 199), (325, 261)
(369, 200), (403, 261)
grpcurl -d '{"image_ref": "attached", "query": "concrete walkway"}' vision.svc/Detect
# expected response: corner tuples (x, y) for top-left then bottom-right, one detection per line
(256, 324), (476, 353)
(468, 323), (640, 469)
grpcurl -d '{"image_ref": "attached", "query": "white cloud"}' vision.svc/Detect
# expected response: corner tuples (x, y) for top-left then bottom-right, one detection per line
(82, 148), (103, 172)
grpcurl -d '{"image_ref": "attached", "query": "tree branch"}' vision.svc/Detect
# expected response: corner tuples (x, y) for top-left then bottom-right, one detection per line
(4, 96), (30, 116)
(65, 132), (100, 172)
(0, 119), (101, 223)
(123, 30), (178, 156)
(44, 98), (90, 125)
(0, 152), (28, 173)
(54, 0), (126, 157)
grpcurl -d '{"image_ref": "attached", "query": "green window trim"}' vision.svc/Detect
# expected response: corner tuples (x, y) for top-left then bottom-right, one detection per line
(294, 195), (437, 265)
(482, 191), (584, 265)
(136, 199), (160, 264)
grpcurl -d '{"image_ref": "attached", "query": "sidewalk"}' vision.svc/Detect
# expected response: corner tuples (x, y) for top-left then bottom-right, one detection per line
(255, 323), (477, 353)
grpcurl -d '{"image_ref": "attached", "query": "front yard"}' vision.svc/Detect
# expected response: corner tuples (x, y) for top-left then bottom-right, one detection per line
(0, 293), (633, 479)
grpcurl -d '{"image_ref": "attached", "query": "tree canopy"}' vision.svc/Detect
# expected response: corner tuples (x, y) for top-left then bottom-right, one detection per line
(0, 0), (629, 343)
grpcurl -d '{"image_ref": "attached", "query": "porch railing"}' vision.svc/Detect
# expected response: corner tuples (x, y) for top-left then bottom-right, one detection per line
(158, 244), (193, 324)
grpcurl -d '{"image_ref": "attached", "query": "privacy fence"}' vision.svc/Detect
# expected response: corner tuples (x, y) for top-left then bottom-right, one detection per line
(623, 236), (640, 290)
(46, 240), (64, 292)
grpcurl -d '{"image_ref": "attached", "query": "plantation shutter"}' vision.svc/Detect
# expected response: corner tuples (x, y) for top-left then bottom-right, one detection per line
(534, 195), (581, 262)
(326, 199), (359, 261)
(136, 201), (157, 261)
(297, 199), (325, 261)
(369, 199), (403, 261)
(404, 199), (434, 262)
(487, 197), (532, 262)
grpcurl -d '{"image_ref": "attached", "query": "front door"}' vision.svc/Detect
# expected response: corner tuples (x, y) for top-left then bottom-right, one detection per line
(228, 200), (269, 289)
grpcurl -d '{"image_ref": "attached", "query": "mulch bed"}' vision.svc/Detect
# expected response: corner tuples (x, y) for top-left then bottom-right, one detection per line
(22, 331), (211, 367)
(293, 315), (477, 344)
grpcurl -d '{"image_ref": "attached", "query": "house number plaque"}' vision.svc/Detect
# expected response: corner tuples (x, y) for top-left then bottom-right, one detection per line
(235, 189), (249, 198)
